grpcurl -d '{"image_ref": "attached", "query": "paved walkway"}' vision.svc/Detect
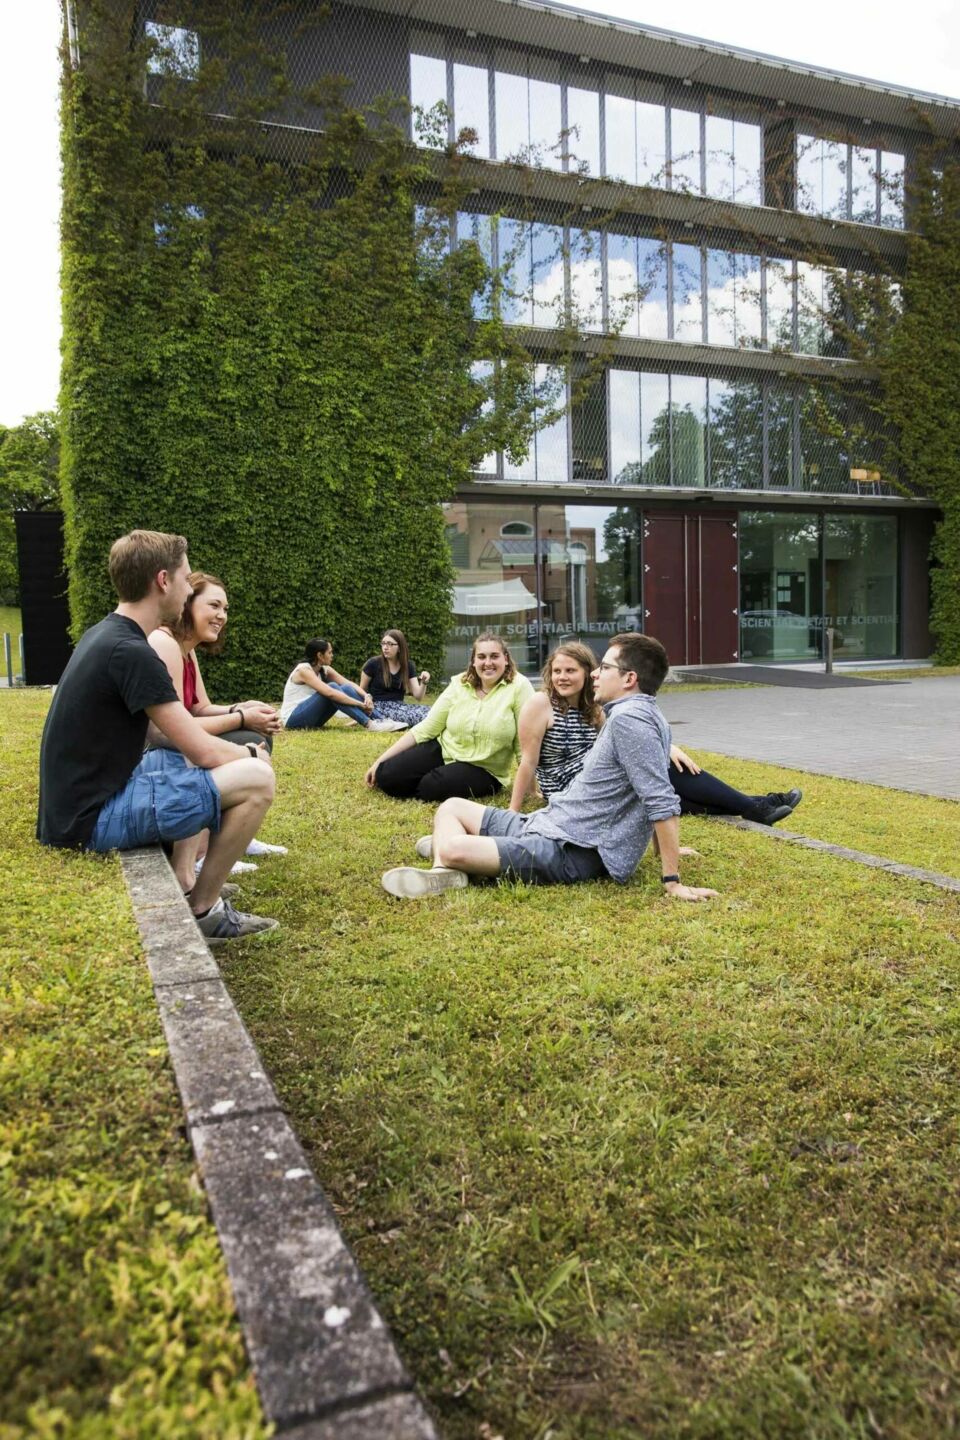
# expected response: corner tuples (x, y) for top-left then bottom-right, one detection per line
(659, 676), (960, 801)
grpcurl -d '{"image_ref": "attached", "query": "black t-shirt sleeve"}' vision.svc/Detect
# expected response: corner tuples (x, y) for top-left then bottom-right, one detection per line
(362, 657), (378, 678)
(108, 633), (179, 714)
(408, 660), (417, 679)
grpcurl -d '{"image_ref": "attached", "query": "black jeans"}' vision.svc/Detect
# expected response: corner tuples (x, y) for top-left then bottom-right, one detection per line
(670, 762), (760, 818)
(375, 738), (502, 803)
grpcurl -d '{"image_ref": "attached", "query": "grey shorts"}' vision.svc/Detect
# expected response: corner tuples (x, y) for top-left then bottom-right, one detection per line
(480, 807), (608, 887)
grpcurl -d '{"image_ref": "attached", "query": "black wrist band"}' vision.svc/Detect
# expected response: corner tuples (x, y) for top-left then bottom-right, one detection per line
(660, 874), (680, 884)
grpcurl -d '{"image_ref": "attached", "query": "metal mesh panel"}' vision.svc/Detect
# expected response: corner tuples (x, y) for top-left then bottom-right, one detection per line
(79, 0), (960, 500)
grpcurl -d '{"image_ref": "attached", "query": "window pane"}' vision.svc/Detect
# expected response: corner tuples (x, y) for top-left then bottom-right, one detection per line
(736, 252), (763, 348)
(670, 374), (707, 486)
(529, 58), (563, 169)
(569, 228), (603, 332)
(800, 383), (847, 491)
(765, 257), (794, 349)
(534, 365), (569, 484)
(796, 261), (825, 355)
(470, 360), (497, 474)
(797, 133), (848, 217)
(641, 372), (671, 482)
(604, 85), (636, 182)
(566, 85), (600, 175)
(851, 146), (877, 224)
(880, 151), (904, 228)
(607, 233), (639, 337)
(494, 57), (528, 160)
(443, 500), (539, 677)
(453, 60), (489, 156)
(672, 242), (702, 341)
(739, 511), (821, 660)
(609, 369), (642, 482)
(531, 222), (565, 328)
(409, 52), (447, 145)
(705, 113), (735, 201)
(709, 377), (763, 488)
(824, 515), (898, 657)
(638, 238), (669, 339)
(670, 106), (701, 193)
(733, 118), (762, 205)
(458, 211), (493, 317)
(571, 367), (607, 481)
(766, 384), (795, 489)
(146, 21), (199, 78)
(540, 503), (643, 651)
(706, 248), (736, 346)
(499, 217), (531, 325)
(636, 100), (666, 186)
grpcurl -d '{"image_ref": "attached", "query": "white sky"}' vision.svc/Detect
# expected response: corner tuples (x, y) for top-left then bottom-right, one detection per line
(1, 1), (958, 428)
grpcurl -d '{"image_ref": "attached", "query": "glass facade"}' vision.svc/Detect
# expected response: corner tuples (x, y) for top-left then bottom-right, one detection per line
(443, 501), (900, 675)
(739, 511), (898, 661)
(797, 132), (905, 228)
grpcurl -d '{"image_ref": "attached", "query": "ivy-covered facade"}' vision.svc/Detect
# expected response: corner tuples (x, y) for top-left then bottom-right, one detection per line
(62, 1), (957, 680)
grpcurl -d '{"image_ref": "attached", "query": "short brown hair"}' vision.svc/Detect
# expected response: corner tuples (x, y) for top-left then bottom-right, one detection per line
(609, 632), (669, 695)
(108, 530), (188, 602)
(462, 632), (516, 688)
(168, 572), (227, 654)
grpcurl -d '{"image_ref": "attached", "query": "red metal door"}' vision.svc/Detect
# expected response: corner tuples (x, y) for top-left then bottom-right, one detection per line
(698, 515), (740, 663)
(642, 514), (688, 665)
(642, 511), (740, 667)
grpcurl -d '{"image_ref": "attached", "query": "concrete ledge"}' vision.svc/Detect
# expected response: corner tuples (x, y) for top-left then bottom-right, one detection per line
(120, 848), (439, 1439)
(719, 818), (960, 893)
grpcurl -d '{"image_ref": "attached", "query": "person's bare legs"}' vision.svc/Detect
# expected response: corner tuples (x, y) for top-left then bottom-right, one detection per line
(172, 830), (207, 893)
(432, 797), (502, 878)
(190, 759), (276, 914)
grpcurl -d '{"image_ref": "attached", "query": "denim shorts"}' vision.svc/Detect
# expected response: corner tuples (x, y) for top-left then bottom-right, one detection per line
(480, 807), (608, 886)
(88, 750), (221, 853)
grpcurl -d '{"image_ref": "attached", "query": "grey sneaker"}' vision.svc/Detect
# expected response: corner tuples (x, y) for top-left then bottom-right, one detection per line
(195, 898), (279, 944)
(415, 835), (433, 860)
(368, 718), (408, 732)
(381, 866), (468, 900)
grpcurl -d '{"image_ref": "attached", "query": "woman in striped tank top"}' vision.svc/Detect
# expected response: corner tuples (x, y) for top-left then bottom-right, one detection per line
(510, 641), (803, 827)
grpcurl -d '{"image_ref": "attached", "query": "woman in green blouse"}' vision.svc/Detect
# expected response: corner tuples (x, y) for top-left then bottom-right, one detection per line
(365, 633), (534, 802)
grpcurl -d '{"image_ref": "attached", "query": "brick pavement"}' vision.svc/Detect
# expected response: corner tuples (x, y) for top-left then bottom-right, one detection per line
(658, 676), (960, 801)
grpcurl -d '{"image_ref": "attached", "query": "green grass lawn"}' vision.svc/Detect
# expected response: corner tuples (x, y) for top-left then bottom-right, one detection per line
(4, 689), (960, 1438)
(0, 605), (23, 679)
(845, 666), (960, 681)
(0, 692), (266, 1439)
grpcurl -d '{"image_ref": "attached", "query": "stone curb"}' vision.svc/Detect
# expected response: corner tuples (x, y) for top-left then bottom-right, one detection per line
(718, 819), (960, 893)
(120, 847), (440, 1439)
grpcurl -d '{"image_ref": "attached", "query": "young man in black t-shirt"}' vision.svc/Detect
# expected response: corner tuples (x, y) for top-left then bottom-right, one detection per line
(37, 530), (279, 943)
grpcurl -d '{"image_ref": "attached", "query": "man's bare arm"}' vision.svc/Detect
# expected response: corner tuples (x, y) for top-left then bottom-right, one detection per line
(145, 701), (269, 769)
(652, 816), (717, 903)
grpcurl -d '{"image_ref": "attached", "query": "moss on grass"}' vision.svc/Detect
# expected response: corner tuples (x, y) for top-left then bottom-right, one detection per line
(0, 692), (265, 1438)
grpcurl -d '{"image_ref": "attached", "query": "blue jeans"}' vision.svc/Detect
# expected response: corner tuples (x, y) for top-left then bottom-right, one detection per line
(285, 681), (370, 729)
(88, 751), (221, 852)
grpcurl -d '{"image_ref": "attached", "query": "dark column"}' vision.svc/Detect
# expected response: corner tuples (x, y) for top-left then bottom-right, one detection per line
(899, 509), (936, 659)
(14, 510), (73, 685)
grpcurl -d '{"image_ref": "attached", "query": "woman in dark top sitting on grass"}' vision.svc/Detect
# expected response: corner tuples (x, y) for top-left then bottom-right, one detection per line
(357, 629), (431, 728)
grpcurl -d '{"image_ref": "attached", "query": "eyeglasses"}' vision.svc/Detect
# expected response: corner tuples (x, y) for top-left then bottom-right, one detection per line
(596, 660), (629, 674)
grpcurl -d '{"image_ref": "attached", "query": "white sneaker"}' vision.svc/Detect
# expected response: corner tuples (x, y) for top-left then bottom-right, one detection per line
(381, 866), (468, 899)
(229, 859), (259, 874)
(368, 718), (408, 732)
(246, 839), (288, 857)
(415, 835), (433, 860)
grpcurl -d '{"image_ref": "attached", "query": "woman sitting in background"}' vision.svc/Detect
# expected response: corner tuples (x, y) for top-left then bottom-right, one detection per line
(282, 638), (405, 732)
(510, 641), (801, 826)
(366, 632), (533, 803)
(357, 629), (431, 728)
